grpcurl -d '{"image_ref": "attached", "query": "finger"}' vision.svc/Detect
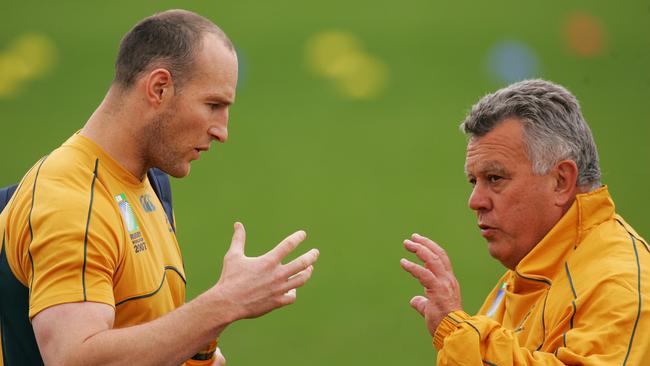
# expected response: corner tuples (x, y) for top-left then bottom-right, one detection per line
(278, 288), (297, 306)
(410, 233), (444, 257)
(400, 258), (437, 289)
(283, 248), (319, 276)
(283, 265), (314, 291)
(410, 234), (452, 272)
(411, 233), (454, 272)
(410, 295), (428, 316)
(268, 230), (307, 262)
(213, 347), (226, 366)
(403, 240), (445, 276)
(227, 222), (246, 255)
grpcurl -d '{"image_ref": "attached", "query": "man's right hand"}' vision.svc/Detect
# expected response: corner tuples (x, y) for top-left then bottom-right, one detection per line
(210, 222), (320, 321)
(400, 233), (462, 337)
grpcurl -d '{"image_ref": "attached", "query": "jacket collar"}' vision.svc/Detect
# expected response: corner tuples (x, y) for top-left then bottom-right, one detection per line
(511, 186), (615, 291)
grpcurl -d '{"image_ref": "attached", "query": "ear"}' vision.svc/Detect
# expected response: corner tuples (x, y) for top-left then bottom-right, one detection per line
(144, 68), (174, 107)
(553, 160), (579, 207)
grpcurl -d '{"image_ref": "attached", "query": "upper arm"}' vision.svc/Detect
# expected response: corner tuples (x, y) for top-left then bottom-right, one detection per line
(32, 302), (115, 365)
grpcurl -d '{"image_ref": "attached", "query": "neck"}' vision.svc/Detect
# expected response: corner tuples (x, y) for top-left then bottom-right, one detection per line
(80, 85), (149, 180)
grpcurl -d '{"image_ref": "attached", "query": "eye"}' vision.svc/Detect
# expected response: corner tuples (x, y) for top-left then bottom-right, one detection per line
(487, 175), (502, 183)
(468, 177), (477, 186)
(208, 103), (222, 111)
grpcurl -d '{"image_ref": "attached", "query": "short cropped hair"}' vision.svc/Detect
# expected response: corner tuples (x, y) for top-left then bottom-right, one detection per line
(114, 9), (233, 89)
(461, 79), (601, 190)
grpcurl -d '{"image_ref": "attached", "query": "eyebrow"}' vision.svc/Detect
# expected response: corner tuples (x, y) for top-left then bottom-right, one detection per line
(205, 93), (234, 105)
(464, 160), (509, 177)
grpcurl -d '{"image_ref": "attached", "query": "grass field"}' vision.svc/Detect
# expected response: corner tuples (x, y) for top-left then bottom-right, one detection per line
(1, 1), (649, 364)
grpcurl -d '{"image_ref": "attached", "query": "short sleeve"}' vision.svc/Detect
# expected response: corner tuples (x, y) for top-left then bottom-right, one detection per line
(27, 178), (124, 319)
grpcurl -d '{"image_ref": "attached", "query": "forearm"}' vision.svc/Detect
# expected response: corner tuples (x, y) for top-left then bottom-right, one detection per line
(47, 290), (235, 366)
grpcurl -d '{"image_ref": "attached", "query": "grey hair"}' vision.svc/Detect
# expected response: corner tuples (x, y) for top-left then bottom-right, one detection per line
(460, 79), (601, 190)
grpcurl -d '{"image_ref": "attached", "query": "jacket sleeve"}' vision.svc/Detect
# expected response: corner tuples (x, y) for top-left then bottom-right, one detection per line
(434, 311), (566, 365)
(435, 275), (650, 366)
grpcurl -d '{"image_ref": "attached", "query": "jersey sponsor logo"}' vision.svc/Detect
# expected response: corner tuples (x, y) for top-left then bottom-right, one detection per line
(139, 193), (156, 212)
(114, 193), (148, 253)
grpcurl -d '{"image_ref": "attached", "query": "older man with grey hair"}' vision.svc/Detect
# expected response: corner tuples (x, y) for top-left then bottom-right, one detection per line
(401, 79), (650, 365)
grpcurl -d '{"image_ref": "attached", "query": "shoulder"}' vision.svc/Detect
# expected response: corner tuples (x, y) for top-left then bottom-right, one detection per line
(33, 149), (109, 215)
(40, 140), (101, 187)
(5, 144), (124, 246)
(569, 216), (649, 296)
(2, 147), (123, 284)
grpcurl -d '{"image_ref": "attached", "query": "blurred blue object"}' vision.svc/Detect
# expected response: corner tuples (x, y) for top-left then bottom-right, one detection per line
(487, 40), (540, 83)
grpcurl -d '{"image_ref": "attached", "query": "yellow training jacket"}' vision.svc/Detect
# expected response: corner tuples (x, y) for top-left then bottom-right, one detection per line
(434, 186), (650, 365)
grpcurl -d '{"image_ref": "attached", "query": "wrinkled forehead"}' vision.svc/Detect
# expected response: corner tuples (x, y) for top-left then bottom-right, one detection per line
(463, 121), (530, 175)
(464, 158), (509, 177)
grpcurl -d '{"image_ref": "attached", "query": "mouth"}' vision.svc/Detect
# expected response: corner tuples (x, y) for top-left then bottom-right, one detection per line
(192, 146), (210, 159)
(478, 223), (496, 238)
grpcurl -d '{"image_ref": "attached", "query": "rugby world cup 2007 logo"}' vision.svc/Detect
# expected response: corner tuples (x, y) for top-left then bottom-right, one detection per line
(114, 193), (148, 253)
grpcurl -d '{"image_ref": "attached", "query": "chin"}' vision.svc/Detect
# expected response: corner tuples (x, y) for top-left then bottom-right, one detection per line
(157, 163), (190, 178)
(487, 243), (512, 268)
(170, 167), (191, 178)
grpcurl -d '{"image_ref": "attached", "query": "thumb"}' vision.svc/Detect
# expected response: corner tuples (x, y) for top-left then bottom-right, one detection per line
(228, 222), (246, 255)
(410, 295), (428, 316)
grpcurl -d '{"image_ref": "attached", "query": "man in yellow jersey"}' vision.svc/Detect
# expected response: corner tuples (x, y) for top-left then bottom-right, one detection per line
(401, 79), (649, 365)
(0, 9), (319, 366)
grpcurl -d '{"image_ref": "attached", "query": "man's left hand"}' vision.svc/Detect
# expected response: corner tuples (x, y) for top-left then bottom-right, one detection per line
(400, 233), (462, 337)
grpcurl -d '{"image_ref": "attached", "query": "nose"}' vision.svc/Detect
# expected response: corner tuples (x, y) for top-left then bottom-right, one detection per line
(208, 108), (229, 143)
(468, 183), (492, 212)
(209, 125), (228, 143)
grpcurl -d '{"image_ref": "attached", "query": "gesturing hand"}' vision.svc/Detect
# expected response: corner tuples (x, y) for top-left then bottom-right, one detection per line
(212, 222), (320, 321)
(400, 233), (462, 336)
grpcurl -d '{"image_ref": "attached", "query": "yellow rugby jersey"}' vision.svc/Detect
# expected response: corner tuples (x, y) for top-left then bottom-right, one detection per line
(0, 133), (185, 364)
(433, 186), (650, 365)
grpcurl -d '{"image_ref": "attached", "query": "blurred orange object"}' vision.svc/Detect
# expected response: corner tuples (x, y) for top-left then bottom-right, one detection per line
(564, 12), (607, 57)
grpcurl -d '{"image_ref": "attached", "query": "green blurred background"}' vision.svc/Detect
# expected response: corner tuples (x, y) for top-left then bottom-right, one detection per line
(1, 1), (649, 364)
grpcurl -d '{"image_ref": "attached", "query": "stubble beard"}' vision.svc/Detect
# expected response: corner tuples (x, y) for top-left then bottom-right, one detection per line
(142, 110), (189, 178)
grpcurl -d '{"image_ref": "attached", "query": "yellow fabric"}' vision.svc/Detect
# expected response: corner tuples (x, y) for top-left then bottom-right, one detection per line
(1, 133), (185, 327)
(435, 186), (650, 365)
(433, 310), (471, 349)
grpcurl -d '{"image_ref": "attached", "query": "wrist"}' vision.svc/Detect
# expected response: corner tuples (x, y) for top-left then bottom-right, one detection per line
(198, 286), (241, 329)
(432, 310), (471, 350)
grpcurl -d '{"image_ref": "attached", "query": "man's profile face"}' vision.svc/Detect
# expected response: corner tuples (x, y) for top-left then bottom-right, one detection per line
(146, 33), (238, 178)
(464, 119), (561, 269)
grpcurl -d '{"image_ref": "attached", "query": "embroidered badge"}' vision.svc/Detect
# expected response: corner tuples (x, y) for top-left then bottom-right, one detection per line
(115, 193), (148, 253)
(115, 194), (139, 232)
